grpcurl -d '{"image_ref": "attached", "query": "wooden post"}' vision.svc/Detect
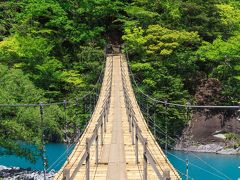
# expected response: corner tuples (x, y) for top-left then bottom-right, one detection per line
(105, 103), (108, 122)
(95, 127), (99, 165)
(143, 138), (148, 180)
(135, 126), (139, 164)
(103, 109), (106, 133)
(107, 97), (110, 118)
(101, 120), (103, 145)
(126, 103), (129, 122)
(129, 114), (132, 132)
(163, 169), (170, 180)
(63, 169), (70, 180)
(111, 54), (113, 73)
(86, 138), (90, 180)
(131, 119), (135, 145)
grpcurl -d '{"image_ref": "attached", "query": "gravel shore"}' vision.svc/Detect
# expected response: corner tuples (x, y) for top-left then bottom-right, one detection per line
(175, 143), (240, 155)
(0, 166), (55, 180)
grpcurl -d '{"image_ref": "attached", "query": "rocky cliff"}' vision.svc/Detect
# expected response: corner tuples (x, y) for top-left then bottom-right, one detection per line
(176, 78), (240, 154)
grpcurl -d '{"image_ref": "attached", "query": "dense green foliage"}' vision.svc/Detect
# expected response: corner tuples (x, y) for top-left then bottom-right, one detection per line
(0, 64), (66, 161)
(122, 0), (240, 146)
(0, 0), (108, 161)
(0, 0), (239, 160)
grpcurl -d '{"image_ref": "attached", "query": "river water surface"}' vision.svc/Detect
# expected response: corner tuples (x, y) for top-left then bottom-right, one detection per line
(0, 144), (239, 180)
(166, 150), (240, 180)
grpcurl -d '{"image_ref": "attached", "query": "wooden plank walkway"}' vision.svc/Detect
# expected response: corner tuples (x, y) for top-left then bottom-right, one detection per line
(54, 54), (180, 180)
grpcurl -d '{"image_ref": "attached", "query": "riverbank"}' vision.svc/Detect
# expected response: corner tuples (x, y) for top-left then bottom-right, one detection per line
(0, 166), (55, 180)
(176, 110), (240, 156)
(175, 143), (240, 155)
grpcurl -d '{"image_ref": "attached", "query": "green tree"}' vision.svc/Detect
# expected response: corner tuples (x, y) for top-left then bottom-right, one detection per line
(197, 35), (240, 103)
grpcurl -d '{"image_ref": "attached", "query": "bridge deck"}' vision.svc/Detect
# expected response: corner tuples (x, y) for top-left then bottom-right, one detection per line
(55, 54), (180, 180)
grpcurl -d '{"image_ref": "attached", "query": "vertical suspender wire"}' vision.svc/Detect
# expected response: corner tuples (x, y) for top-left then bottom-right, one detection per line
(89, 94), (92, 114)
(90, 93), (92, 114)
(186, 102), (191, 180)
(63, 100), (69, 161)
(84, 96), (87, 114)
(40, 103), (47, 180)
(153, 102), (156, 138)
(93, 88), (96, 108)
(95, 86), (98, 107)
(75, 98), (80, 143)
(95, 86), (98, 106)
(146, 101), (149, 127)
(164, 100), (168, 151)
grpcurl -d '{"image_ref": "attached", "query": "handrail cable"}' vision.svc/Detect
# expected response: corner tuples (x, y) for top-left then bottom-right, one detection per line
(149, 123), (231, 180)
(44, 64), (106, 173)
(141, 110), (231, 180)
(47, 143), (75, 171)
(121, 54), (175, 179)
(124, 46), (233, 179)
(165, 151), (227, 180)
(57, 55), (113, 180)
(148, 121), (231, 180)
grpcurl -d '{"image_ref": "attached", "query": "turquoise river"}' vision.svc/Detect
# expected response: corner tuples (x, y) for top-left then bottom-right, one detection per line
(0, 144), (239, 180)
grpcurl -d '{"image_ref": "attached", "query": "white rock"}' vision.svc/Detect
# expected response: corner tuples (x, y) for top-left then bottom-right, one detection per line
(213, 133), (226, 139)
(0, 165), (8, 171)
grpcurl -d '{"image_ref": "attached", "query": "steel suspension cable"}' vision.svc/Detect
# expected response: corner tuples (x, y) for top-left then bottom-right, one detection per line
(122, 50), (231, 180)
(151, 132), (229, 180)
(125, 55), (234, 180)
(165, 151), (228, 180)
(46, 143), (75, 171)
(136, 92), (231, 180)
(142, 112), (232, 180)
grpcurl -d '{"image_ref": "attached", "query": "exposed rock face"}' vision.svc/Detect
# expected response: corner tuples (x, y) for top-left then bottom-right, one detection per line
(194, 78), (224, 105)
(176, 111), (240, 153)
(176, 78), (240, 153)
(189, 111), (240, 143)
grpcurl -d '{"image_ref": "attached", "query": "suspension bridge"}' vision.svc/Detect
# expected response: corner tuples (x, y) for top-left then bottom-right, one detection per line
(0, 46), (238, 180)
(54, 50), (180, 180)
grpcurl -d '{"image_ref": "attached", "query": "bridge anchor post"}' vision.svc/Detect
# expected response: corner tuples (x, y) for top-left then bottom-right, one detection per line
(135, 126), (139, 164)
(106, 101), (109, 122)
(63, 169), (70, 180)
(131, 119), (135, 145)
(129, 114), (132, 132)
(86, 138), (90, 180)
(163, 169), (170, 180)
(101, 120), (103, 145)
(103, 110), (106, 133)
(95, 127), (99, 165)
(143, 138), (148, 180)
